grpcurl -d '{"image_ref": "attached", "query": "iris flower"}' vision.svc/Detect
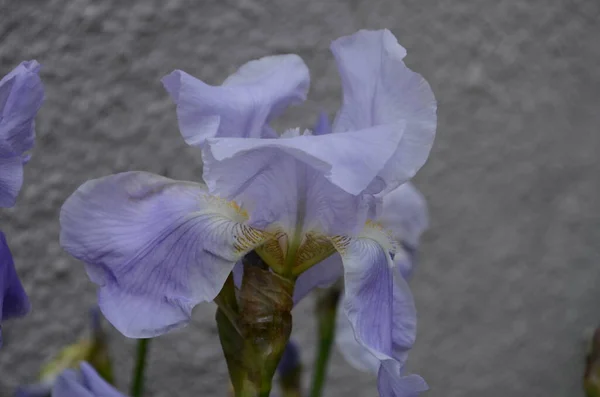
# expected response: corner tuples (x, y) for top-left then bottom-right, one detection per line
(0, 60), (44, 347)
(60, 29), (435, 395)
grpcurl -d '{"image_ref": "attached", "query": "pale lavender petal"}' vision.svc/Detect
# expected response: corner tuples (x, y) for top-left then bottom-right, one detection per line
(335, 306), (380, 373)
(335, 245), (416, 371)
(336, 266), (417, 374)
(379, 182), (428, 248)
(203, 125), (402, 238)
(334, 233), (422, 393)
(60, 172), (268, 338)
(0, 60), (44, 208)
(52, 362), (125, 397)
(304, 162), (374, 235)
(378, 361), (428, 397)
(0, 230), (30, 346)
(390, 272), (417, 363)
(204, 125), (403, 196)
(293, 253), (343, 303)
(340, 238), (394, 359)
(204, 140), (373, 237)
(162, 54), (309, 147)
(331, 29), (436, 193)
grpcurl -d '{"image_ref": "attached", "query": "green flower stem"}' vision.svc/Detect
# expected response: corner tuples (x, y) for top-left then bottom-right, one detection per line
(310, 284), (342, 397)
(130, 338), (150, 397)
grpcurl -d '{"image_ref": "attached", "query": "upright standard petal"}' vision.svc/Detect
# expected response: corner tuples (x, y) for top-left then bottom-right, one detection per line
(203, 126), (403, 246)
(0, 231), (30, 347)
(0, 60), (44, 208)
(162, 54), (310, 147)
(52, 362), (125, 397)
(331, 29), (436, 193)
(60, 172), (269, 338)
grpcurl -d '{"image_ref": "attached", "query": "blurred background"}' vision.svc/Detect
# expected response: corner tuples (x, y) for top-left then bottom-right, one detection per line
(1, 0), (600, 396)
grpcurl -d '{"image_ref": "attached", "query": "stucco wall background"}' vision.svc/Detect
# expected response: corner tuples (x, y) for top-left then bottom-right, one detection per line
(1, 0), (599, 396)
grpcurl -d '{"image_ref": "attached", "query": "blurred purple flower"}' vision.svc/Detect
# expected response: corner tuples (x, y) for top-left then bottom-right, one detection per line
(0, 60), (44, 208)
(0, 60), (43, 348)
(61, 29), (435, 397)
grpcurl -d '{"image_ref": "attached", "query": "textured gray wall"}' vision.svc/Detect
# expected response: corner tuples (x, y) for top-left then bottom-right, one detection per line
(1, 0), (599, 396)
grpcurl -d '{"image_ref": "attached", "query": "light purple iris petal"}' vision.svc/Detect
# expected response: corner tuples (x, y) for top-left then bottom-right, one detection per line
(389, 271), (417, 363)
(379, 183), (428, 248)
(52, 362), (126, 397)
(293, 253), (343, 303)
(336, 273), (418, 376)
(378, 361), (428, 397)
(336, 243), (416, 369)
(205, 125), (403, 196)
(331, 29), (436, 194)
(60, 172), (264, 338)
(203, 125), (403, 237)
(341, 238), (394, 359)
(0, 231), (30, 347)
(335, 306), (380, 373)
(0, 60), (44, 208)
(162, 54), (310, 147)
(339, 237), (423, 395)
(204, 143), (367, 236)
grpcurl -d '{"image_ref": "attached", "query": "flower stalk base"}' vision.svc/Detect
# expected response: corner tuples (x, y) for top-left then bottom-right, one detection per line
(216, 252), (294, 397)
